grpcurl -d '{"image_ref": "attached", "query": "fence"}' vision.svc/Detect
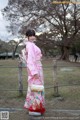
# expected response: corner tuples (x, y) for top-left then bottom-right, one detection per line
(18, 59), (59, 96)
(18, 59), (80, 96)
(0, 59), (80, 96)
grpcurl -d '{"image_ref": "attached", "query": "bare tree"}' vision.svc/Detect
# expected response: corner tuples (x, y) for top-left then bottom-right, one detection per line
(2, 0), (80, 60)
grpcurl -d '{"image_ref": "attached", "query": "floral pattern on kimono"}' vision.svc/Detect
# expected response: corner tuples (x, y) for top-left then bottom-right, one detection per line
(24, 41), (45, 113)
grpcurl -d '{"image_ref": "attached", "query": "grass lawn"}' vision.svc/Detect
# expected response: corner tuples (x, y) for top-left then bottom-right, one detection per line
(0, 58), (80, 111)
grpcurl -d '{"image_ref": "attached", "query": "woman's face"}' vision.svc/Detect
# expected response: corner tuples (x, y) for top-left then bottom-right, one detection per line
(28, 36), (36, 42)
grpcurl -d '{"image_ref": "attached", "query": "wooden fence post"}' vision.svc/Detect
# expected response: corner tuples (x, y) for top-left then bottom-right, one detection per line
(18, 61), (23, 95)
(53, 59), (59, 97)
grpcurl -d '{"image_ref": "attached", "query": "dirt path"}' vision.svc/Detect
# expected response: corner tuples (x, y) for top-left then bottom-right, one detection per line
(0, 107), (80, 120)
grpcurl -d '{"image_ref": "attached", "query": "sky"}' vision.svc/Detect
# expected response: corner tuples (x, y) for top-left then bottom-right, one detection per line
(0, 0), (42, 42)
(0, 0), (14, 41)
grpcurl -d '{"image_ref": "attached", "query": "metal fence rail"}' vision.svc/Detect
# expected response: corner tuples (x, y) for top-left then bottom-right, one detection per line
(0, 60), (80, 94)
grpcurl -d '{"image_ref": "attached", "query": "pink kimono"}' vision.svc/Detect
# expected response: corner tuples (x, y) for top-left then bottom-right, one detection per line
(24, 41), (45, 114)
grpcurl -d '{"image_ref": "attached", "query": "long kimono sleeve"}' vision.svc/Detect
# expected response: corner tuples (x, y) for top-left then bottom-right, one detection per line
(26, 42), (38, 76)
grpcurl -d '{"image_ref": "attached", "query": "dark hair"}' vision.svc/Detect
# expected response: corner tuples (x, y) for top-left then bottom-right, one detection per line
(26, 29), (35, 37)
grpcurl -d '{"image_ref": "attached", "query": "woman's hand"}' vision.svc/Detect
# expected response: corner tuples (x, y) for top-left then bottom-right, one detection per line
(33, 74), (39, 79)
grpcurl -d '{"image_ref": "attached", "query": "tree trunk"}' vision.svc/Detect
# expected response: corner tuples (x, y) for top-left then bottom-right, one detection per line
(12, 44), (18, 59)
(60, 46), (70, 61)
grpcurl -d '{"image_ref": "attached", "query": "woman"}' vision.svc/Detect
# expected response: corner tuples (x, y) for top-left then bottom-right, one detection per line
(24, 29), (45, 115)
